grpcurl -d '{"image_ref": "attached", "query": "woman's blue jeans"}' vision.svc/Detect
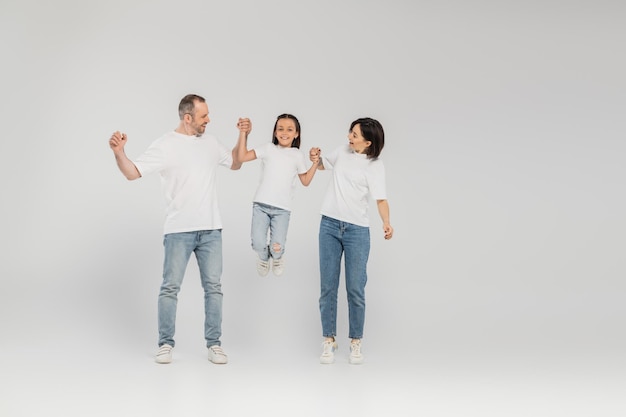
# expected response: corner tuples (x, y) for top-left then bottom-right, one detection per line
(251, 202), (291, 261)
(318, 215), (370, 340)
(158, 230), (223, 348)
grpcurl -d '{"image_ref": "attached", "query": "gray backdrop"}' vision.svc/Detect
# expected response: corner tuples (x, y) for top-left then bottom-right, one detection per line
(1, 1), (624, 416)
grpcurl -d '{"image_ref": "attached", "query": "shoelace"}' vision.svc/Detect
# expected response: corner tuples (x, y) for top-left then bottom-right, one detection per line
(322, 341), (336, 354)
(157, 345), (172, 355)
(350, 343), (361, 356)
(210, 346), (226, 356)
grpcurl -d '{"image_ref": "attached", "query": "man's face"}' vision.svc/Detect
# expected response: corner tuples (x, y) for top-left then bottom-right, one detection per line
(188, 101), (210, 136)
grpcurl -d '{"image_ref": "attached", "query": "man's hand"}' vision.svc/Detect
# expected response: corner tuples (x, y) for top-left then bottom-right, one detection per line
(109, 131), (128, 153)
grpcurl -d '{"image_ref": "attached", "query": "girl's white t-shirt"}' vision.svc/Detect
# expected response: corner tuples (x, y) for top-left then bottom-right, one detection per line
(252, 143), (308, 211)
(132, 131), (233, 235)
(320, 145), (387, 227)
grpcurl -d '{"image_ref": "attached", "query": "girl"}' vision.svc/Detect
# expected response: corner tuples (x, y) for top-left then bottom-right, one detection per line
(236, 114), (320, 276)
(310, 117), (393, 365)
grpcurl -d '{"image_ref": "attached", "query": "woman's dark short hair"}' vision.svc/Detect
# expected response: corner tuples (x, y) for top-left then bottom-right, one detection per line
(178, 94), (206, 119)
(350, 117), (384, 159)
(273, 114), (301, 149)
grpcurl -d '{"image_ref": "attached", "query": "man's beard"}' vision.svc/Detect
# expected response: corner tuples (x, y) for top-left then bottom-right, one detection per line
(193, 124), (206, 137)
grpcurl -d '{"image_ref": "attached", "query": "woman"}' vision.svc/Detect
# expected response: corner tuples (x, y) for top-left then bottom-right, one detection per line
(311, 117), (393, 364)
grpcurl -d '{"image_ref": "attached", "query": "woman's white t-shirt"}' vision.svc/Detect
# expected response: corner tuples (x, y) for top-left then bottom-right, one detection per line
(320, 145), (386, 227)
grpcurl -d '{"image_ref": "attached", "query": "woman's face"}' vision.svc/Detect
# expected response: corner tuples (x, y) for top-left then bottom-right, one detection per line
(347, 123), (371, 154)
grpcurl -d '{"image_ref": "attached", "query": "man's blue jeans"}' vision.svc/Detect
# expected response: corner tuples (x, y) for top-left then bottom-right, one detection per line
(158, 230), (223, 348)
(318, 215), (370, 340)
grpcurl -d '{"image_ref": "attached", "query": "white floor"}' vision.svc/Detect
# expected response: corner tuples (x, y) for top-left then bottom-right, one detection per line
(2, 333), (624, 417)
(2, 258), (624, 417)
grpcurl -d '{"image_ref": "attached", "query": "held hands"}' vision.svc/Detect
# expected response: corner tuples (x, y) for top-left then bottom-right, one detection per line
(237, 118), (252, 134)
(309, 147), (321, 164)
(109, 131), (127, 152)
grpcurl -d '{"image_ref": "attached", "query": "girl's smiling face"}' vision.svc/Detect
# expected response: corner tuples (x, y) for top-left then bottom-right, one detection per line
(274, 118), (299, 148)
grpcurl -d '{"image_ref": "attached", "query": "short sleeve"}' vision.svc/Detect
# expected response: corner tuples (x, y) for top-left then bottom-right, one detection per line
(133, 139), (166, 176)
(366, 159), (387, 200)
(322, 146), (342, 170)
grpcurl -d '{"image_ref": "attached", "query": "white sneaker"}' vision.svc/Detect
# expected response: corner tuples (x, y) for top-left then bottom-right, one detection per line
(320, 339), (337, 364)
(155, 344), (173, 364)
(208, 345), (228, 364)
(272, 257), (285, 276)
(257, 258), (270, 276)
(349, 340), (364, 365)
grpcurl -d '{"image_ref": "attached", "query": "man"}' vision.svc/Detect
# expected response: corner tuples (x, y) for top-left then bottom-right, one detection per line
(109, 94), (250, 364)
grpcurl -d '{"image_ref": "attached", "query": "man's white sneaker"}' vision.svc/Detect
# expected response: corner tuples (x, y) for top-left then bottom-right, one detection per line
(272, 257), (285, 276)
(320, 339), (337, 364)
(208, 345), (228, 364)
(257, 258), (270, 276)
(349, 340), (364, 365)
(155, 344), (173, 364)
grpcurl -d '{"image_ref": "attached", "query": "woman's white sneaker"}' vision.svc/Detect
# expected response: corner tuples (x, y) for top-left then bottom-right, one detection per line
(320, 339), (338, 364)
(349, 340), (364, 365)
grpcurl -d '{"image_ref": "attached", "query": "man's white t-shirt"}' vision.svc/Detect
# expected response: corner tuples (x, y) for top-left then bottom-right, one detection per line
(132, 131), (233, 235)
(252, 143), (308, 211)
(320, 145), (387, 227)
